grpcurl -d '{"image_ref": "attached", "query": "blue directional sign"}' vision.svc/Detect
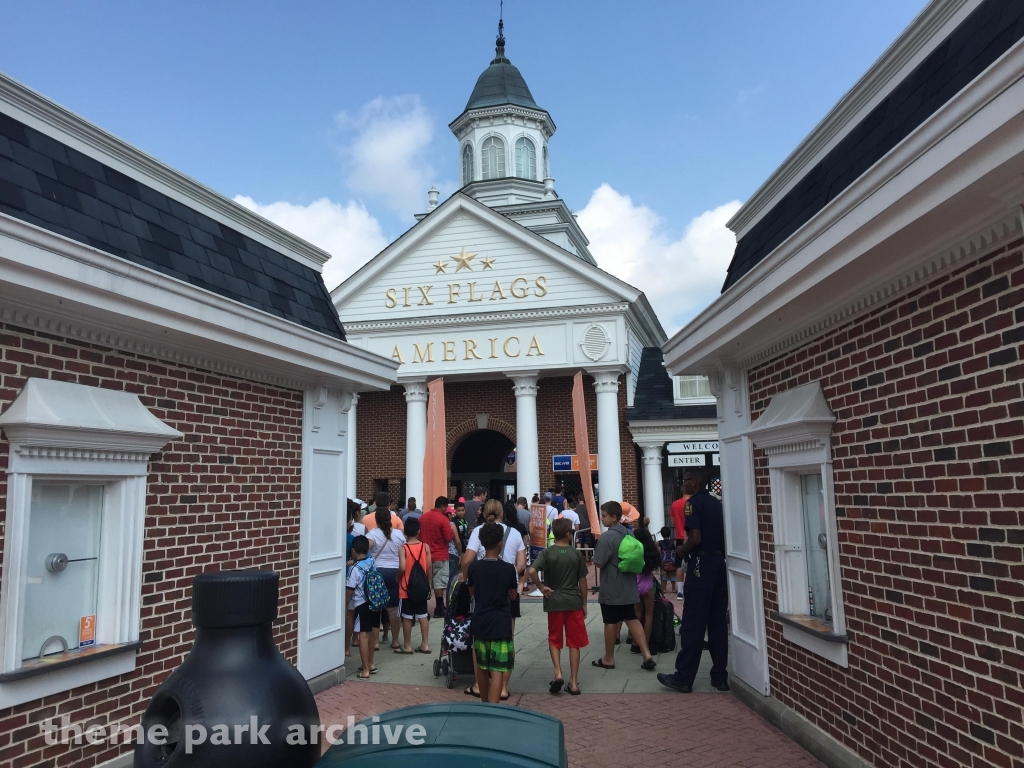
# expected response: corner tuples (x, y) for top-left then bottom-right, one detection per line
(552, 454), (572, 472)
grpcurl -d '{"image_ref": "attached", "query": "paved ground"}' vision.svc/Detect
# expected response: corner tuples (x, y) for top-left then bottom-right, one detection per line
(315, 681), (823, 768)
(318, 588), (823, 767)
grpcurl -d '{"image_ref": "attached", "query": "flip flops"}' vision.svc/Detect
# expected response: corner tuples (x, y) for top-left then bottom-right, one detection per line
(591, 659), (615, 670)
(393, 648), (414, 654)
(549, 679), (564, 694)
(641, 659), (657, 671)
(414, 648), (431, 654)
(464, 686), (480, 697)
(357, 666), (379, 674)
(566, 685), (581, 696)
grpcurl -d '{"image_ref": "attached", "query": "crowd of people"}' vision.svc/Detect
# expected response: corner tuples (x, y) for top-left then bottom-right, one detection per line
(344, 471), (728, 698)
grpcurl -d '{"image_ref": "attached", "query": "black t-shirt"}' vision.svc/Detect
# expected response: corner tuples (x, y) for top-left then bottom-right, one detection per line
(683, 489), (726, 555)
(468, 558), (517, 641)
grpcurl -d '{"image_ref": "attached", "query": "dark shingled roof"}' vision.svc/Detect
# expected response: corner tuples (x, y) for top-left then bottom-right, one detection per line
(465, 33), (542, 112)
(626, 347), (717, 422)
(722, 0), (1024, 292)
(0, 111), (345, 340)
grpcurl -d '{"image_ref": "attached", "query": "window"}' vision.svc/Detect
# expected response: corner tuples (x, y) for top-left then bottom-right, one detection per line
(674, 375), (714, 403)
(747, 380), (848, 667)
(515, 137), (537, 180)
(0, 378), (179, 707)
(481, 136), (506, 180)
(24, 483), (103, 663)
(462, 143), (474, 185)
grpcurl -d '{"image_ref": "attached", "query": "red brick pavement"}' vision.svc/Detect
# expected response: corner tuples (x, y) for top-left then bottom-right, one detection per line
(315, 682), (823, 768)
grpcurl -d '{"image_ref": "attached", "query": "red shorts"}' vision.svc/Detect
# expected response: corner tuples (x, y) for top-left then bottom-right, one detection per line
(546, 610), (589, 649)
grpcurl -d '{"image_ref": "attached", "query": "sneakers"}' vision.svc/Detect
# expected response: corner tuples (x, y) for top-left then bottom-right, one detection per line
(676, 593), (685, 601)
(657, 673), (691, 693)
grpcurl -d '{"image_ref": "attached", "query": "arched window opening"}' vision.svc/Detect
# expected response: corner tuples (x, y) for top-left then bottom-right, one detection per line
(462, 143), (474, 185)
(515, 137), (537, 180)
(481, 136), (506, 180)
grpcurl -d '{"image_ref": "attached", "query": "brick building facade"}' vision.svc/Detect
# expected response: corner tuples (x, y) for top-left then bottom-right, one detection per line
(748, 242), (1024, 767)
(0, 323), (304, 768)
(0, 73), (395, 768)
(355, 374), (640, 509)
(663, 2), (1024, 766)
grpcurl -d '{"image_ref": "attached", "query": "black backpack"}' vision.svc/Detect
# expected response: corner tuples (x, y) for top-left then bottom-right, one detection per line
(405, 544), (431, 602)
(649, 596), (677, 654)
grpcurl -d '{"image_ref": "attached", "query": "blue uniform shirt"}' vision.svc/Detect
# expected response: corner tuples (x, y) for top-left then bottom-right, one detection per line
(682, 489), (726, 555)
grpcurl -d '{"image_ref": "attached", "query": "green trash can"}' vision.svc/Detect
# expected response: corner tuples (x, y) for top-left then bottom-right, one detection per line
(314, 702), (567, 768)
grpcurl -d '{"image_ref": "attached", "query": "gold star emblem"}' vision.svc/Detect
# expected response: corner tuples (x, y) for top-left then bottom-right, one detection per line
(481, 256), (496, 270)
(433, 259), (447, 274)
(451, 246), (476, 271)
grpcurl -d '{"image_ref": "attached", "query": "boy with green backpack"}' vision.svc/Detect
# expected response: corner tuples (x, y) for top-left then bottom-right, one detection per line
(591, 501), (656, 672)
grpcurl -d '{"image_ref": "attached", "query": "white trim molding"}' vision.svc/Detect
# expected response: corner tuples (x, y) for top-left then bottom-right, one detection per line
(0, 379), (179, 707)
(748, 382), (848, 668)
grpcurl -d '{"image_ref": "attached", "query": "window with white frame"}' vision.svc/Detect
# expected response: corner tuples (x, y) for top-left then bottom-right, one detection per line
(515, 136), (537, 180)
(481, 136), (506, 179)
(461, 142), (474, 185)
(673, 375), (714, 403)
(748, 380), (848, 667)
(0, 378), (179, 707)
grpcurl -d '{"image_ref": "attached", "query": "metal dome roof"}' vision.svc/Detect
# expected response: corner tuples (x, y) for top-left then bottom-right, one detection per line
(464, 26), (542, 112)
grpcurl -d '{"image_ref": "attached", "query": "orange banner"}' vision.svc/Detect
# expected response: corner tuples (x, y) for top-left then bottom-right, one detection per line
(572, 372), (600, 535)
(422, 378), (447, 509)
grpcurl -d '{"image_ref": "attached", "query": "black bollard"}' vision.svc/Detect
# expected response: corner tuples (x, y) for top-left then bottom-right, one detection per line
(135, 570), (320, 767)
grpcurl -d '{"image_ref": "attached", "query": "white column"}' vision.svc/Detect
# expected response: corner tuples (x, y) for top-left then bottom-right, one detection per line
(590, 369), (624, 506)
(404, 380), (429, 505)
(508, 372), (540, 502)
(640, 443), (666, 533)
(346, 393), (359, 500)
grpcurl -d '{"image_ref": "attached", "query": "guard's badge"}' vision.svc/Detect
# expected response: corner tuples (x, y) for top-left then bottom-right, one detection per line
(684, 502), (693, 516)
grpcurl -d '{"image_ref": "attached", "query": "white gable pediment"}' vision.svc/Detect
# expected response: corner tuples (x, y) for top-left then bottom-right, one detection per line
(333, 194), (637, 325)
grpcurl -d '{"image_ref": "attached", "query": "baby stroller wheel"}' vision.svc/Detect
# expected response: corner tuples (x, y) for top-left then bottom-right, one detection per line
(445, 664), (455, 689)
(441, 658), (450, 675)
(432, 659), (440, 677)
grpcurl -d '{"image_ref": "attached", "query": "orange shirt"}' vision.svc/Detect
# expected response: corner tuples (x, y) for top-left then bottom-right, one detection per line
(399, 541), (429, 599)
(361, 512), (404, 533)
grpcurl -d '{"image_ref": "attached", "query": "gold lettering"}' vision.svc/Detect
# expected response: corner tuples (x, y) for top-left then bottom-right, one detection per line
(503, 336), (520, 357)
(468, 281), (482, 302)
(464, 339), (482, 360)
(413, 343), (434, 363)
(488, 338), (499, 358)
(443, 341), (456, 361)
(391, 345), (405, 364)
(489, 280), (507, 300)
(417, 285), (433, 305)
(534, 276), (548, 297)
(510, 277), (528, 298)
(402, 287), (411, 307)
(385, 288), (397, 308)
(448, 283), (461, 304)
(526, 335), (544, 357)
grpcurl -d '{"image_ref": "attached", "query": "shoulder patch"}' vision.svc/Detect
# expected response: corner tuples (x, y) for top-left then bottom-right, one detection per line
(684, 502), (693, 516)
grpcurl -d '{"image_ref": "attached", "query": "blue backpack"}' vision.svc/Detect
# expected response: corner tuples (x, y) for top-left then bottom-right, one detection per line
(358, 559), (389, 612)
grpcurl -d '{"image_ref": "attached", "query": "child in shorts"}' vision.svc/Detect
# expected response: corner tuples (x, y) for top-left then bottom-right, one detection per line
(397, 517), (432, 654)
(346, 535), (379, 679)
(658, 526), (678, 597)
(526, 517), (589, 695)
(467, 522), (519, 703)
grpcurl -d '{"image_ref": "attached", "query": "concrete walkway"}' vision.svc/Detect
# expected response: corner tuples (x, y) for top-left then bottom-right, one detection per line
(346, 594), (723, 694)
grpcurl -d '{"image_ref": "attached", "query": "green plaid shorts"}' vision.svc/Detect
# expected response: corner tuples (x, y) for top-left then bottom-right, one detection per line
(474, 638), (515, 672)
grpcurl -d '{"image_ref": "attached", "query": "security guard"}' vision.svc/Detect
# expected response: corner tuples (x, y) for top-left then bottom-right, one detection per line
(657, 468), (729, 693)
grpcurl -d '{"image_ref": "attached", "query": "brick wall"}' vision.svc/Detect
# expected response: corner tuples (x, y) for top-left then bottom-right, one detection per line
(747, 241), (1024, 768)
(0, 322), (303, 768)
(356, 373), (638, 506)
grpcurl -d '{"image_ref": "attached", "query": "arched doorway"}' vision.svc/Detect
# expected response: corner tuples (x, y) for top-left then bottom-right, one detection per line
(449, 429), (517, 504)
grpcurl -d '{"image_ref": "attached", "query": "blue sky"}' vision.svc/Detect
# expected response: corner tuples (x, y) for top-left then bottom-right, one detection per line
(1, 0), (927, 331)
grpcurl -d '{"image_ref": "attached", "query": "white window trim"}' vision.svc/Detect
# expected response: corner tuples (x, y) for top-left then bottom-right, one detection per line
(748, 380), (848, 667)
(0, 378), (179, 707)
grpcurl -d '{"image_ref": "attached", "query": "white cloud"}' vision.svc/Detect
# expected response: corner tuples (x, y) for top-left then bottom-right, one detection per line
(576, 184), (741, 334)
(234, 195), (388, 290)
(336, 95), (435, 219)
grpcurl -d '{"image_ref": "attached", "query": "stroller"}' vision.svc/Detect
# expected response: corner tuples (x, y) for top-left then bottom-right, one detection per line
(432, 579), (474, 689)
